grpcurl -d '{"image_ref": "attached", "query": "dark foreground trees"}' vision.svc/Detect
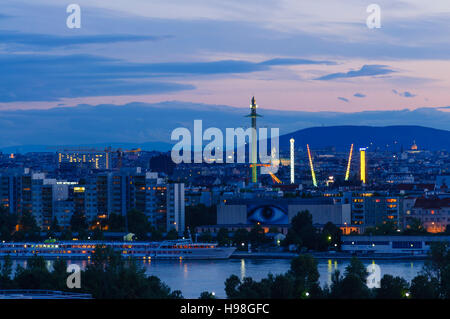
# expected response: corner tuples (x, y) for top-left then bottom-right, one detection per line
(224, 243), (450, 299)
(225, 255), (323, 299)
(0, 247), (182, 299)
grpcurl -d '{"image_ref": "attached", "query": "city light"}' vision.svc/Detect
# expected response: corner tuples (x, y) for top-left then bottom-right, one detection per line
(307, 144), (318, 187)
(345, 144), (353, 181)
(290, 138), (295, 184)
(360, 148), (367, 184)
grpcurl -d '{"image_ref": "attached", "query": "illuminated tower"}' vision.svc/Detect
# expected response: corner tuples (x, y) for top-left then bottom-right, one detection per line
(246, 96), (261, 184)
(360, 148), (366, 184)
(307, 144), (317, 187)
(345, 144), (353, 181)
(290, 138), (295, 184)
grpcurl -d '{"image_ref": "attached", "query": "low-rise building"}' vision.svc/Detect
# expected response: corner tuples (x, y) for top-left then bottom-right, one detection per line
(342, 235), (450, 255)
(405, 197), (450, 233)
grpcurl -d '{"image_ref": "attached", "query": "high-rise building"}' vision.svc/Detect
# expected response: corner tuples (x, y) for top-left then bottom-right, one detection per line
(58, 152), (108, 169)
(0, 168), (185, 233)
(0, 173), (15, 213)
(166, 183), (185, 235)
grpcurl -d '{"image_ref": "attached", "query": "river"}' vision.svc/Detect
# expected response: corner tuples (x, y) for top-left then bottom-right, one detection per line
(4, 258), (425, 298)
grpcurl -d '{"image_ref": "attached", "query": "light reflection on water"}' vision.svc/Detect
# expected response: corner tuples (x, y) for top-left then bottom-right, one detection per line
(2, 258), (425, 299)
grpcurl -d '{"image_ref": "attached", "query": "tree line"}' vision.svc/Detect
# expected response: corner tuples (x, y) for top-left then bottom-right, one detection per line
(223, 242), (450, 299)
(0, 247), (182, 299)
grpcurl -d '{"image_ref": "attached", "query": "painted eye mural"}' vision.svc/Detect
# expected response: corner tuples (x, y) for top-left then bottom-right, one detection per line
(247, 204), (288, 224)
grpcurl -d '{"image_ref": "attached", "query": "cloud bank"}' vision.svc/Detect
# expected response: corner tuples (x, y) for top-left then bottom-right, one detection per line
(316, 65), (395, 81)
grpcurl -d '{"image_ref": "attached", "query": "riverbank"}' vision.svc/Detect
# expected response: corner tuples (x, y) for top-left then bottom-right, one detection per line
(231, 251), (429, 260)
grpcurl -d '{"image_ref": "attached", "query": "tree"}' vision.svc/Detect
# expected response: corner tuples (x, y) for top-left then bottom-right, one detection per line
(338, 273), (371, 299)
(199, 291), (217, 299)
(50, 258), (69, 291)
(320, 222), (342, 251)
(165, 229), (179, 240)
(345, 257), (368, 282)
(225, 255), (323, 299)
(0, 208), (18, 241)
(225, 275), (241, 299)
(70, 211), (88, 234)
(83, 246), (183, 298)
(60, 229), (73, 240)
(15, 212), (40, 241)
(289, 254), (322, 298)
(226, 276), (272, 299)
(410, 275), (439, 299)
(283, 210), (318, 250)
(376, 274), (409, 299)
(403, 218), (427, 235)
(216, 228), (230, 246)
(421, 241), (450, 298)
(232, 229), (249, 250)
(365, 221), (398, 235)
(107, 213), (125, 232)
(328, 257), (371, 299)
(0, 255), (14, 289)
(127, 209), (151, 240)
(249, 224), (268, 248)
(0, 247), (183, 299)
(47, 217), (61, 239)
(92, 227), (104, 240)
(50, 217), (61, 233)
(150, 227), (163, 241)
(270, 273), (296, 298)
(14, 255), (53, 290)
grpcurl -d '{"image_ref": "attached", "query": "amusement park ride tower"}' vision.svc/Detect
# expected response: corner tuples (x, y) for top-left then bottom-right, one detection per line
(246, 96), (261, 184)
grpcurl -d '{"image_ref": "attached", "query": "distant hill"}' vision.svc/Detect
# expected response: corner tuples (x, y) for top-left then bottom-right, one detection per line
(2, 125), (449, 154)
(0, 101), (450, 151)
(279, 125), (450, 151)
(0, 142), (173, 154)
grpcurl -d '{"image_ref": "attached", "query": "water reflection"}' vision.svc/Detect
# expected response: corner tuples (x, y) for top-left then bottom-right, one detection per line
(240, 259), (246, 280)
(321, 259), (425, 288)
(327, 259), (332, 283)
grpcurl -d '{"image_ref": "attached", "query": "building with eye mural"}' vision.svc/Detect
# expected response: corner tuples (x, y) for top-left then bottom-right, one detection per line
(195, 198), (352, 235)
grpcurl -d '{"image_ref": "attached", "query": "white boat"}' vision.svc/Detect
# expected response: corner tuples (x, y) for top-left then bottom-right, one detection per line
(0, 239), (236, 260)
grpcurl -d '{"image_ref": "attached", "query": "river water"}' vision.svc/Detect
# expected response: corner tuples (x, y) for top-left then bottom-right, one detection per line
(5, 258), (425, 298)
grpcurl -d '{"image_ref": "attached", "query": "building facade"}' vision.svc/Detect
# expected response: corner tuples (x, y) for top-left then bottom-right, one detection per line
(0, 168), (185, 233)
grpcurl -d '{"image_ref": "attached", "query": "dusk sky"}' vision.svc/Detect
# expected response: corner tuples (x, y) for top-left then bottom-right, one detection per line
(1, 0), (450, 113)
